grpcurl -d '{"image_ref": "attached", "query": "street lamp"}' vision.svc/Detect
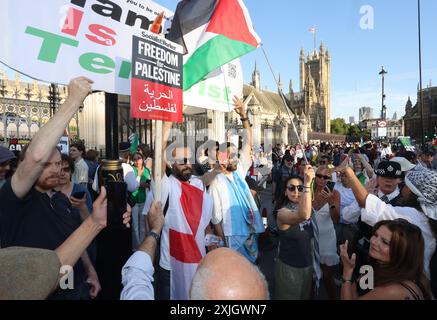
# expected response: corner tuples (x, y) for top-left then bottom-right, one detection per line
(379, 66), (388, 120)
(417, 0), (425, 147)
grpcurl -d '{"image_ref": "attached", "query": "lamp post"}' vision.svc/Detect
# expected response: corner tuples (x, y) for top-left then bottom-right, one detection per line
(417, 0), (425, 147)
(379, 66), (388, 120)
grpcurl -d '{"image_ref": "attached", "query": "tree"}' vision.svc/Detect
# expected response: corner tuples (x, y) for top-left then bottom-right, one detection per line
(330, 118), (349, 135)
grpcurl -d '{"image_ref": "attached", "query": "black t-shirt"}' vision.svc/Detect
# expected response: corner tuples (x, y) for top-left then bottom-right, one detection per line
(0, 180), (88, 299)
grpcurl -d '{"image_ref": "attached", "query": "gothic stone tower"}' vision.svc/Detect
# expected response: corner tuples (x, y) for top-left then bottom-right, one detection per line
(299, 43), (331, 133)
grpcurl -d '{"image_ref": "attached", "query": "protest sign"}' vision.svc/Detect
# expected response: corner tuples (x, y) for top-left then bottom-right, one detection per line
(130, 33), (183, 122)
(0, 0), (173, 95)
(9, 138), (31, 152)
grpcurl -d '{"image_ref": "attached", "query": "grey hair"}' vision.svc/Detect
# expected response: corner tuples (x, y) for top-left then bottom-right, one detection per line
(189, 262), (270, 300)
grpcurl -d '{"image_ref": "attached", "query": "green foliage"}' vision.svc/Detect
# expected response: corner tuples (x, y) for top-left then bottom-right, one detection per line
(330, 118), (349, 135)
(330, 119), (371, 140)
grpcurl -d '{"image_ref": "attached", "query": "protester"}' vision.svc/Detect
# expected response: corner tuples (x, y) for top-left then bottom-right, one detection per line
(142, 121), (213, 300)
(272, 153), (296, 203)
(0, 77), (105, 299)
(70, 143), (89, 186)
(336, 161), (437, 281)
(312, 165), (340, 299)
(84, 149), (99, 185)
(273, 166), (315, 299)
(58, 154), (93, 223)
(208, 97), (264, 263)
(418, 149), (435, 171)
(0, 146), (15, 189)
(121, 200), (269, 300)
(130, 152), (151, 250)
(0, 187), (130, 300)
(340, 219), (431, 300)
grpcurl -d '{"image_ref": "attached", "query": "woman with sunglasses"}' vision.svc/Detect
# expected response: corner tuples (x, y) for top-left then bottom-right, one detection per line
(273, 165), (315, 299)
(340, 219), (431, 300)
(312, 166), (341, 299)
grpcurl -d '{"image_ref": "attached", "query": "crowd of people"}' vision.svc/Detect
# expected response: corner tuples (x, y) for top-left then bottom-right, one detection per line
(1, 76), (437, 301)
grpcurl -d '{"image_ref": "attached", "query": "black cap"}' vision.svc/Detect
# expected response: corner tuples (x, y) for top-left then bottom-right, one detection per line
(375, 161), (402, 178)
(0, 146), (16, 164)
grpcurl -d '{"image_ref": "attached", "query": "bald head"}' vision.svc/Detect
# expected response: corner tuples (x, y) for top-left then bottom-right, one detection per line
(190, 248), (269, 300)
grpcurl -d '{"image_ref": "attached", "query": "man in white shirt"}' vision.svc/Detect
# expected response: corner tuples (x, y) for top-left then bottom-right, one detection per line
(121, 201), (269, 300)
(70, 143), (89, 186)
(141, 121), (214, 300)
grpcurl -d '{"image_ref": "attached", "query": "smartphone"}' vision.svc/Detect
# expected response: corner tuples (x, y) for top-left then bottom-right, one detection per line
(325, 181), (336, 192)
(106, 181), (128, 230)
(72, 191), (86, 199)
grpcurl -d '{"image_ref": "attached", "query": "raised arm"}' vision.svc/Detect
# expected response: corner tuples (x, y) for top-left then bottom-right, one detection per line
(233, 96), (252, 164)
(335, 157), (369, 208)
(357, 153), (375, 179)
(277, 165), (315, 226)
(12, 77), (93, 198)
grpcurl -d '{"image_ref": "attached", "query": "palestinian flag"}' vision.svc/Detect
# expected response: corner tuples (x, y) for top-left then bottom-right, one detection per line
(167, 0), (261, 91)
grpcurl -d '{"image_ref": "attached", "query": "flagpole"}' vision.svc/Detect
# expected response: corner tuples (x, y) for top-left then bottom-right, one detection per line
(260, 45), (309, 164)
(314, 28), (316, 52)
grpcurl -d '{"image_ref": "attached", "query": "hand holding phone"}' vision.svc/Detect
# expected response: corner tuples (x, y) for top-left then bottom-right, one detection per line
(325, 181), (336, 192)
(72, 191), (86, 199)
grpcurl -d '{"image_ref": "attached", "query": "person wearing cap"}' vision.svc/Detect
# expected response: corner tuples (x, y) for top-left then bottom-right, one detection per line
(336, 159), (437, 283)
(0, 145), (16, 189)
(0, 77), (103, 299)
(272, 152), (296, 204)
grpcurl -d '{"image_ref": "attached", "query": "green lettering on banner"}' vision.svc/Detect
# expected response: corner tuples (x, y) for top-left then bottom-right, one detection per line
(118, 61), (132, 79)
(25, 27), (79, 63)
(79, 53), (115, 74)
(208, 85), (220, 99)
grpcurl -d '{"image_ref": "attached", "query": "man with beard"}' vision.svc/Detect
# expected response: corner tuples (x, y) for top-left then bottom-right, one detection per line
(0, 77), (101, 299)
(208, 97), (264, 263)
(141, 123), (214, 300)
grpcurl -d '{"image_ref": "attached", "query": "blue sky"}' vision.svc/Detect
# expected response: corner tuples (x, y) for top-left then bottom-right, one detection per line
(4, 0), (436, 122)
(157, 0), (437, 122)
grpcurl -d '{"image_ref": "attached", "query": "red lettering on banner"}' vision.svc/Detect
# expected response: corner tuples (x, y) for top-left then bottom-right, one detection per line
(62, 7), (84, 37)
(86, 24), (117, 46)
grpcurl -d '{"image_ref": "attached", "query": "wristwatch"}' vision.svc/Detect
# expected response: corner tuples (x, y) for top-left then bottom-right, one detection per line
(146, 230), (161, 241)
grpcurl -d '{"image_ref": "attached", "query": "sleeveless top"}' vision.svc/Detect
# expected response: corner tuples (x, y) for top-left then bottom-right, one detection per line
(277, 202), (314, 268)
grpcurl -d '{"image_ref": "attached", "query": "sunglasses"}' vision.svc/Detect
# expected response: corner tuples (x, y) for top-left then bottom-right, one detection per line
(316, 174), (331, 180)
(174, 158), (190, 165)
(287, 184), (304, 192)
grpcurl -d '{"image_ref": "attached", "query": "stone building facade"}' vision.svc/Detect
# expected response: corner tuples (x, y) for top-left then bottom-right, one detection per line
(404, 86), (437, 143)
